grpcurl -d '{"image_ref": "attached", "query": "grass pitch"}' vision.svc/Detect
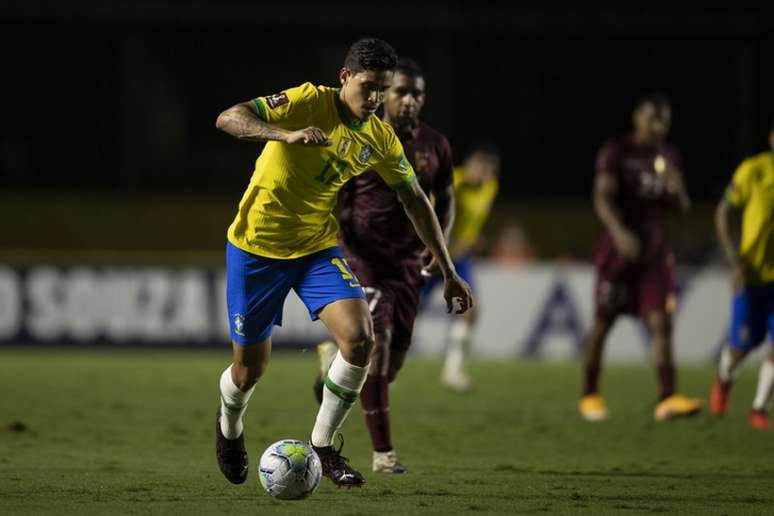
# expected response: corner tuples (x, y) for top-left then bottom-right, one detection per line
(1, 348), (772, 515)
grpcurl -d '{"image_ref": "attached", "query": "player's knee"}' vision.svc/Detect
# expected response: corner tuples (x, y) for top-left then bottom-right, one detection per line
(649, 312), (672, 338)
(337, 326), (375, 365)
(232, 358), (269, 389)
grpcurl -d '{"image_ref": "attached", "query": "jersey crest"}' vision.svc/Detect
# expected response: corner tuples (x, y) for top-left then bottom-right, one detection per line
(358, 144), (373, 164)
(337, 137), (353, 159)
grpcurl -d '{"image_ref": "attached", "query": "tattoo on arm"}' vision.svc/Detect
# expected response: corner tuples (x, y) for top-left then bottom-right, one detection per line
(215, 103), (288, 142)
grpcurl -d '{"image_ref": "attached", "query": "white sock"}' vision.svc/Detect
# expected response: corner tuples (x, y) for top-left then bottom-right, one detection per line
(443, 320), (471, 377)
(219, 365), (255, 439)
(752, 359), (774, 411)
(311, 351), (368, 447)
(718, 346), (737, 383)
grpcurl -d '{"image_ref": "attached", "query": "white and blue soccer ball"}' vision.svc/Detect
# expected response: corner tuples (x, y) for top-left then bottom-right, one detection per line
(258, 439), (322, 500)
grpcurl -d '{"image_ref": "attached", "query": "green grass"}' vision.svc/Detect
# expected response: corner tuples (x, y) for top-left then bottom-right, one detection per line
(1, 348), (772, 515)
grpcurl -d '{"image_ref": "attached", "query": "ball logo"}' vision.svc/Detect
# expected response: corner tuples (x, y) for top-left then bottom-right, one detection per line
(233, 313), (245, 336)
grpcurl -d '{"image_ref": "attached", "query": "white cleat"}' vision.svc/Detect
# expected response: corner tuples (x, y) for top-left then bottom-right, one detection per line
(372, 449), (407, 474)
(441, 370), (473, 393)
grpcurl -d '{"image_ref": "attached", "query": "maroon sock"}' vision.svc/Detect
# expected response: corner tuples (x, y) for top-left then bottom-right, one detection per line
(658, 364), (676, 400)
(583, 365), (600, 396)
(360, 375), (391, 452)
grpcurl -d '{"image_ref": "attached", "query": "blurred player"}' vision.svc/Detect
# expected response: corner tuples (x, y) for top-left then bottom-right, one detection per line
(422, 144), (499, 391)
(580, 93), (703, 422)
(313, 57), (455, 473)
(711, 120), (774, 429)
(213, 39), (472, 488)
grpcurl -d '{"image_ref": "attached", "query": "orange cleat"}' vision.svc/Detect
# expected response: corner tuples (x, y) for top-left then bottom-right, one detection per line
(710, 377), (732, 416)
(749, 409), (771, 430)
(654, 394), (704, 422)
(579, 393), (609, 421)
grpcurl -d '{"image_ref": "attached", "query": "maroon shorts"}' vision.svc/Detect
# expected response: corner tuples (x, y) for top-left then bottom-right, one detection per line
(593, 244), (677, 320)
(342, 251), (424, 352)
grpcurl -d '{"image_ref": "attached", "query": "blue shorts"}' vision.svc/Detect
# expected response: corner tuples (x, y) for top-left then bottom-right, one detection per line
(420, 255), (476, 300)
(226, 242), (365, 345)
(729, 283), (774, 352)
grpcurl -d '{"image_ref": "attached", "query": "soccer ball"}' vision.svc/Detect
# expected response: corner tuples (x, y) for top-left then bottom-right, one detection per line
(258, 439), (322, 500)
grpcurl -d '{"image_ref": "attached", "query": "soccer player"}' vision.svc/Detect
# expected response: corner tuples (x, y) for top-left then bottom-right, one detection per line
(579, 93), (703, 422)
(213, 39), (472, 487)
(422, 144), (500, 392)
(313, 57), (455, 474)
(711, 120), (774, 429)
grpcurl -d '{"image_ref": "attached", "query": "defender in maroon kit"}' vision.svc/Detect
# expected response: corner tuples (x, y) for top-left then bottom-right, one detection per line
(314, 58), (455, 473)
(579, 93), (703, 422)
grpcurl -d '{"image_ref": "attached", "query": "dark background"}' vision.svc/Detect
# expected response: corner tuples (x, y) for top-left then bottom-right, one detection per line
(2, 1), (774, 258)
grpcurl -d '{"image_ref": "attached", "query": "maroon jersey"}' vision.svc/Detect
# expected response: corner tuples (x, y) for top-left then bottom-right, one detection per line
(594, 133), (683, 265)
(338, 121), (453, 267)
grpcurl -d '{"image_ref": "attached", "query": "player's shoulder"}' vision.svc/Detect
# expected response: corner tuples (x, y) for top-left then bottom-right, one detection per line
(743, 151), (773, 169)
(292, 82), (333, 101)
(416, 121), (452, 150)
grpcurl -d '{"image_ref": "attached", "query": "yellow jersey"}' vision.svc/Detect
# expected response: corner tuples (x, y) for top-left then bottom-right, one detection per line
(449, 166), (499, 254)
(227, 82), (416, 259)
(725, 151), (774, 285)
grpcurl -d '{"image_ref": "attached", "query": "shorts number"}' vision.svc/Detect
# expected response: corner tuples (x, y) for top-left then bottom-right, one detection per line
(331, 257), (354, 280)
(315, 158), (349, 185)
(363, 287), (382, 314)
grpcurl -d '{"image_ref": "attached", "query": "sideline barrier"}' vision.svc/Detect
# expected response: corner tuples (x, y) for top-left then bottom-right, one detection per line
(0, 263), (741, 363)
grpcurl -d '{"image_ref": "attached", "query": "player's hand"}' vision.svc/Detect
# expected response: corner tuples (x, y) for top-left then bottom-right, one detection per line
(731, 263), (746, 293)
(613, 229), (640, 261)
(443, 273), (473, 314)
(285, 127), (332, 146)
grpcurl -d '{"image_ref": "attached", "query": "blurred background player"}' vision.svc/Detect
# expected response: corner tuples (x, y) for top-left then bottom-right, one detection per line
(314, 57), (456, 473)
(214, 39), (471, 488)
(711, 119), (774, 429)
(422, 143), (500, 392)
(580, 93), (703, 422)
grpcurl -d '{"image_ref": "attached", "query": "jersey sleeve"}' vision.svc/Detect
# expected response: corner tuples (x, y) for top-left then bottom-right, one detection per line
(252, 82), (319, 128)
(373, 127), (417, 189)
(726, 159), (755, 207)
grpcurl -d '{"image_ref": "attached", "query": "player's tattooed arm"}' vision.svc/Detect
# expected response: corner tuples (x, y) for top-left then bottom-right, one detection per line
(594, 170), (640, 261)
(215, 102), (331, 146)
(397, 181), (473, 314)
(715, 196), (744, 290)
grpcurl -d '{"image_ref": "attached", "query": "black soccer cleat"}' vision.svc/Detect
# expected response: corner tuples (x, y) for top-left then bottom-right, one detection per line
(313, 375), (324, 405)
(312, 434), (365, 488)
(215, 409), (248, 484)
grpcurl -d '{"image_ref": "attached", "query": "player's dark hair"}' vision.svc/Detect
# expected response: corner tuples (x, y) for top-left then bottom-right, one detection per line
(395, 57), (423, 79)
(635, 92), (671, 112)
(343, 38), (398, 73)
(770, 117), (774, 134)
